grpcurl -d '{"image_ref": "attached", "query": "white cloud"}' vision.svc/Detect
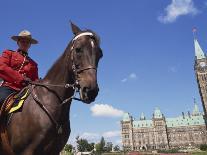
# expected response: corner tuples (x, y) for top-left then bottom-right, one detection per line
(90, 104), (124, 117)
(102, 131), (121, 138)
(121, 78), (127, 83)
(71, 130), (122, 146)
(158, 0), (199, 23)
(121, 73), (137, 82)
(129, 73), (137, 79)
(79, 132), (100, 141)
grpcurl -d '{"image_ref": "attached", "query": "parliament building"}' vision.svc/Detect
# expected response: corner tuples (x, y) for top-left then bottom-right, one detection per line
(121, 36), (207, 151)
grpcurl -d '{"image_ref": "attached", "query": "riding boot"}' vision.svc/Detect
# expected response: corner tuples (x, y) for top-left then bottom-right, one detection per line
(0, 86), (16, 109)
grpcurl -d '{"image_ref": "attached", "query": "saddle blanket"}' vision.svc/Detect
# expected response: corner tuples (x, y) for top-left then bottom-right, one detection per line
(7, 89), (29, 114)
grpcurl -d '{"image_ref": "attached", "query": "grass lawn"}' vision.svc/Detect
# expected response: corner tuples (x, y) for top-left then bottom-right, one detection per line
(191, 152), (207, 155)
(102, 152), (207, 155)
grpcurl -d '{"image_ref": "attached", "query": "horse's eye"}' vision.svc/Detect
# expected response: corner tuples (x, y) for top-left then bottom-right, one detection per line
(75, 48), (82, 53)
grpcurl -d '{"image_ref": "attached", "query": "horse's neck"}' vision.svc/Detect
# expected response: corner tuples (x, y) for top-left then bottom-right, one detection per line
(43, 50), (74, 99)
(34, 50), (74, 123)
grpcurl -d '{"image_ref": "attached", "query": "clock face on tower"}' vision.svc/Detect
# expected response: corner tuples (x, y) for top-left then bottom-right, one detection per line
(199, 62), (206, 68)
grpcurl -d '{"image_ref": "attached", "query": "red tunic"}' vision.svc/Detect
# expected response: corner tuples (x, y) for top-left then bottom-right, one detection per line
(0, 49), (39, 91)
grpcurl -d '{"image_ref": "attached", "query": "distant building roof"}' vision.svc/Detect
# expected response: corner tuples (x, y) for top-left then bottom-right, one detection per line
(154, 107), (163, 119)
(122, 103), (205, 128)
(122, 113), (131, 121)
(166, 114), (205, 127)
(133, 119), (152, 128)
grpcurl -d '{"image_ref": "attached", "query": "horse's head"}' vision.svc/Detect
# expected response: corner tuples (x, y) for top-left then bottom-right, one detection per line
(70, 22), (103, 104)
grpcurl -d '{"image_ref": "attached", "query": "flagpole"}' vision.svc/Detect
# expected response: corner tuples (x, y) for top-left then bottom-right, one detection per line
(192, 27), (197, 40)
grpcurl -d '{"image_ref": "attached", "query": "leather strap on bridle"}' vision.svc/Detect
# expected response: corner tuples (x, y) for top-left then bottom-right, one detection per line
(28, 32), (98, 134)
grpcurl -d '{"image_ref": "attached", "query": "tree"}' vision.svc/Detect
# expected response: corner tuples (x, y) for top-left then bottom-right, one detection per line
(95, 143), (102, 154)
(113, 145), (120, 152)
(100, 137), (105, 151)
(76, 136), (94, 152)
(64, 144), (73, 153)
(200, 144), (207, 151)
(88, 142), (95, 151)
(105, 142), (113, 152)
(95, 137), (105, 153)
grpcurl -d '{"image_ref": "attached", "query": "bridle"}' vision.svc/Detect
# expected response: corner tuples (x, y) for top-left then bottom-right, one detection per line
(30, 31), (98, 103)
(28, 32), (99, 133)
(70, 32), (97, 89)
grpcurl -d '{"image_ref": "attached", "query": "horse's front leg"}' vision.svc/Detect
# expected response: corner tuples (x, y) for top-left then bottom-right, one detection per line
(19, 138), (45, 155)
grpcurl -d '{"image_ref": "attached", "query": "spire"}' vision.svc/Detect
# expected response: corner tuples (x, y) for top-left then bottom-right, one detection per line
(140, 112), (146, 120)
(154, 107), (163, 119)
(193, 28), (206, 59)
(192, 98), (200, 116)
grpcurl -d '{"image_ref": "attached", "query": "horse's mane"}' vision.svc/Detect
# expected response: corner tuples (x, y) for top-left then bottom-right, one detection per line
(44, 42), (72, 80)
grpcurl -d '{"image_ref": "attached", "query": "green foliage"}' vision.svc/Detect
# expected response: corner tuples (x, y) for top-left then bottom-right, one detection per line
(95, 137), (106, 153)
(113, 145), (120, 152)
(100, 136), (105, 151)
(64, 144), (73, 153)
(200, 144), (207, 151)
(105, 142), (113, 152)
(158, 148), (179, 153)
(76, 136), (94, 152)
(95, 143), (102, 154)
(192, 152), (207, 155)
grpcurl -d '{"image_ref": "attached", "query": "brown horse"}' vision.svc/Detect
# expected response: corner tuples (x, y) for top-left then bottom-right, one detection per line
(0, 22), (103, 155)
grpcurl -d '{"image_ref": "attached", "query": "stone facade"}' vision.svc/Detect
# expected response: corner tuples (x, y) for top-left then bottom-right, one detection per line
(121, 106), (207, 151)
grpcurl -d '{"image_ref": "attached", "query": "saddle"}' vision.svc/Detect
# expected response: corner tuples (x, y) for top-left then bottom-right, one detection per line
(0, 87), (29, 121)
(0, 87), (30, 155)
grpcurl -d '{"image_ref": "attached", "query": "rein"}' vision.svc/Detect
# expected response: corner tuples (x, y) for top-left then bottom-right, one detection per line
(30, 31), (97, 103)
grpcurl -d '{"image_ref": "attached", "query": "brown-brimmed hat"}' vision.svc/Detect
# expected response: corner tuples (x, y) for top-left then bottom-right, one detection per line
(11, 30), (38, 44)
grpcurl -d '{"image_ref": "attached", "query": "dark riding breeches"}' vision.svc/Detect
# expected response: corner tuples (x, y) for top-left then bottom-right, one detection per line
(0, 86), (16, 107)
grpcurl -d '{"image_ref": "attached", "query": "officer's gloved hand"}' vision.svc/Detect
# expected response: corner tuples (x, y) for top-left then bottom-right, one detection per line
(22, 74), (32, 86)
(24, 77), (32, 84)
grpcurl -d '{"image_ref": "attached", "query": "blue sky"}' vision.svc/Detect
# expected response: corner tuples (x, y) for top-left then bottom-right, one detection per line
(1, 0), (207, 146)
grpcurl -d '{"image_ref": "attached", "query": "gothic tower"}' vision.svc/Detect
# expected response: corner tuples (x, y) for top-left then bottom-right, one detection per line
(121, 113), (134, 151)
(194, 36), (207, 126)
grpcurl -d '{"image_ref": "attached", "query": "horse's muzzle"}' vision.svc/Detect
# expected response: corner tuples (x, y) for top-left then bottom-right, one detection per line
(80, 86), (99, 104)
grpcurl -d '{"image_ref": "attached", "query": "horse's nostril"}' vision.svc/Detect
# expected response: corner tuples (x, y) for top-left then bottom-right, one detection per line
(82, 87), (98, 100)
(82, 87), (90, 93)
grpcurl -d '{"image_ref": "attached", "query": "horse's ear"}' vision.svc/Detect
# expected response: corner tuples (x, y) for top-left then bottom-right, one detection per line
(70, 21), (81, 35)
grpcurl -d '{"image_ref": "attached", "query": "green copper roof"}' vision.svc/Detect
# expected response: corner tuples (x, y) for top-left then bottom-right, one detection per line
(194, 39), (206, 59)
(122, 113), (131, 121)
(133, 120), (153, 128)
(154, 107), (163, 118)
(122, 103), (205, 128)
(166, 115), (205, 127)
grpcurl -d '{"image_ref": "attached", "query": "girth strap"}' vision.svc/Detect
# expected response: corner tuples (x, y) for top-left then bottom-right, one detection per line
(31, 87), (61, 132)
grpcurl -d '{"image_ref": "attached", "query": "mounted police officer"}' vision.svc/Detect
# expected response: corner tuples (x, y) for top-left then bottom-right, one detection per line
(0, 30), (39, 106)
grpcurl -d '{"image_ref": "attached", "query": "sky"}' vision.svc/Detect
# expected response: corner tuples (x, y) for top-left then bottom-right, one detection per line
(1, 0), (207, 147)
